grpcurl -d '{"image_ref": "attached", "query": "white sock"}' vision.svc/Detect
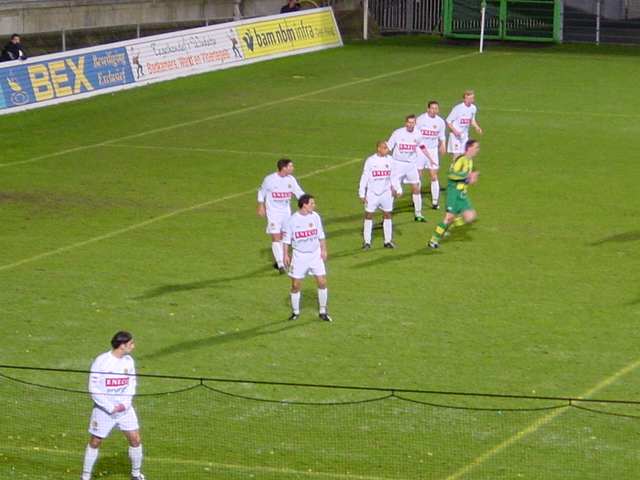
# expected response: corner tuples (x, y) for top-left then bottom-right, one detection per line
(271, 241), (283, 267)
(82, 445), (99, 480)
(383, 219), (392, 243)
(290, 291), (301, 314)
(318, 288), (328, 314)
(431, 180), (440, 205)
(129, 445), (143, 477)
(363, 219), (373, 244)
(412, 193), (422, 216)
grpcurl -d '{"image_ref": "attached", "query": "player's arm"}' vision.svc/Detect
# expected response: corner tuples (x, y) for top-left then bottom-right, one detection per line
(88, 365), (118, 414)
(358, 160), (370, 202)
(471, 117), (483, 134)
(292, 178), (305, 199)
(318, 217), (327, 261)
(439, 126), (446, 155)
(446, 110), (462, 138)
(418, 141), (435, 167)
(121, 361), (136, 410)
(282, 223), (292, 267)
(257, 180), (267, 217)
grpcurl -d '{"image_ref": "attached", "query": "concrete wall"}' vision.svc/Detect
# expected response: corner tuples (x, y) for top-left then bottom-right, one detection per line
(0, 0), (290, 35)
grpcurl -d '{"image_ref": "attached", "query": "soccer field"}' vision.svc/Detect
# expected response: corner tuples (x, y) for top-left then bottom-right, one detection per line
(1, 36), (639, 479)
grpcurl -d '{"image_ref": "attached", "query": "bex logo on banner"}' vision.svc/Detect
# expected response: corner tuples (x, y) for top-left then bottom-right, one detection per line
(28, 57), (94, 101)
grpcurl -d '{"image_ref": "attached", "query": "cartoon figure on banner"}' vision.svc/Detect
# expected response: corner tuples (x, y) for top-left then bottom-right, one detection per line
(6, 75), (28, 105)
(228, 30), (243, 59)
(130, 48), (144, 79)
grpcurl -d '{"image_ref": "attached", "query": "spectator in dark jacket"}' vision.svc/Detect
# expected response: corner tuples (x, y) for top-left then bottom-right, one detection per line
(280, 1), (301, 13)
(1, 34), (27, 62)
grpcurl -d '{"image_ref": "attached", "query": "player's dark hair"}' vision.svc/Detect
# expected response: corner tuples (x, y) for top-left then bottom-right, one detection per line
(427, 100), (438, 108)
(111, 331), (133, 349)
(465, 139), (478, 151)
(10, 34), (19, 41)
(298, 194), (314, 209)
(405, 114), (416, 121)
(376, 140), (387, 148)
(277, 158), (292, 171)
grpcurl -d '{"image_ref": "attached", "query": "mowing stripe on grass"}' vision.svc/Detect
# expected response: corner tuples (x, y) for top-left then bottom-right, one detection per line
(103, 143), (362, 160)
(0, 154), (361, 273)
(294, 97), (640, 118)
(0, 52), (476, 169)
(443, 356), (640, 480)
(4, 445), (394, 480)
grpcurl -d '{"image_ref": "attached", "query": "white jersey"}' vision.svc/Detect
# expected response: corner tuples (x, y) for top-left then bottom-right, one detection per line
(358, 154), (393, 197)
(257, 173), (304, 215)
(282, 211), (325, 254)
(88, 351), (137, 413)
(416, 113), (446, 149)
(446, 102), (477, 136)
(387, 127), (422, 163)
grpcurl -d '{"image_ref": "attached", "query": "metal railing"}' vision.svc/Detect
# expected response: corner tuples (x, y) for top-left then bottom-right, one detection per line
(369, 0), (443, 33)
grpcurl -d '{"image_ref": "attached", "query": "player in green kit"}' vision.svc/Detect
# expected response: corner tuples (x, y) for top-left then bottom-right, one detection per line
(428, 139), (480, 249)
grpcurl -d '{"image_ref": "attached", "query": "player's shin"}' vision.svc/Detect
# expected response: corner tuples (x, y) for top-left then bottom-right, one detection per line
(318, 288), (328, 314)
(412, 193), (422, 216)
(82, 445), (99, 480)
(271, 242), (284, 268)
(129, 445), (143, 477)
(290, 291), (301, 314)
(430, 222), (449, 244)
(383, 219), (392, 243)
(431, 180), (440, 205)
(363, 219), (373, 245)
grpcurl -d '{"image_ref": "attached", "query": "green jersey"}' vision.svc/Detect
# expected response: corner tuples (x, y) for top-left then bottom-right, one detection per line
(447, 155), (474, 193)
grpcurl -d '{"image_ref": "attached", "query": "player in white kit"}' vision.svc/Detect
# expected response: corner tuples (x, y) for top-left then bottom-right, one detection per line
(257, 159), (305, 274)
(283, 194), (331, 322)
(358, 140), (397, 249)
(81, 331), (144, 480)
(387, 114), (430, 222)
(416, 100), (447, 209)
(446, 90), (483, 161)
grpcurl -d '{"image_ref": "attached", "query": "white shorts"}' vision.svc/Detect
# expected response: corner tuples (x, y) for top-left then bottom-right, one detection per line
(447, 133), (468, 154)
(392, 161), (420, 189)
(365, 189), (394, 213)
(265, 211), (290, 234)
(88, 406), (139, 439)
(289, 250), (326, 279)
(416, 148), (440, 170)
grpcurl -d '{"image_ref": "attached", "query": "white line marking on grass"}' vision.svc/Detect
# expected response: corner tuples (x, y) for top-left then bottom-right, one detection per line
(442, 357), (640, 480)
(295, 97), (640, 118)
(0, 156), (361, 273)
(0, 52), (476, 170)
(102, 143), (360, 161)
(4, 445), (395, 480)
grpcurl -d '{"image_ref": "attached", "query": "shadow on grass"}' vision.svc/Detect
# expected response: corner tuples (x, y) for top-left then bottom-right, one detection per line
(352, 247), (442, 269)
(93, 453), (130, 478)
(134, 266), (274, 300)
(139, 319), (309, 360)
(590, 230), (640, 246)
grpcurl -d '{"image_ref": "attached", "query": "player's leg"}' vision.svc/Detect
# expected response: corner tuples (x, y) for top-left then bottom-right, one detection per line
(82, 408), (115, 480)
(429, 212), (455, 248)
(462, 208), (477, 224)
(411, 182), (424, 222)
(380, 191), (394, 247)
(269, 228), (286, 273)
(122, 429), (144, 480)
(289, 277), (303, 320)
(119, 408), (144, 479)
(429, 168), (440, 209)
(363, 193), (376, 248)
(315, 275), (331, 322)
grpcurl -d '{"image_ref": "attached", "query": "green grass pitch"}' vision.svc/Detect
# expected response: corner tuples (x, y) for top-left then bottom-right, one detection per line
(1, 36), (639, 479)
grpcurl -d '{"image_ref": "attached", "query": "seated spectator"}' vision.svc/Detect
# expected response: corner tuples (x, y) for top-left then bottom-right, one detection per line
(1, 34), (27, 62)
(280, 0), (301, 13)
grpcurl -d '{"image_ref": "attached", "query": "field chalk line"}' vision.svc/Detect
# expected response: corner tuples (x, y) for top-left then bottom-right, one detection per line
(0, 154), (361, 273)
(442, 356), (640, 480)
(0, 52), (476, 169)
(3, 445), (394, 480)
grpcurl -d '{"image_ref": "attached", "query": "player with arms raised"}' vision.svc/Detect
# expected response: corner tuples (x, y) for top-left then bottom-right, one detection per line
(446, 90), (482, 162)
(81, 331), (145, 480)
(428, 139), (481, 249)
(283, 194), (331, 322)
(358, 140), (397, 249)
(387, 114), (429, 222)
(416, 100), (447, 210)
(257, 159), (305, 273)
